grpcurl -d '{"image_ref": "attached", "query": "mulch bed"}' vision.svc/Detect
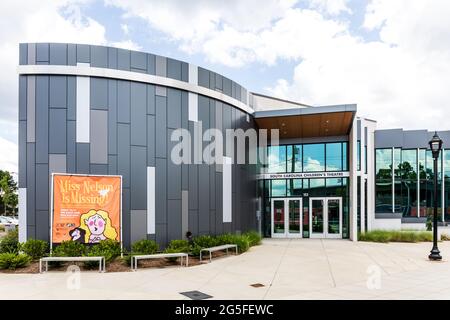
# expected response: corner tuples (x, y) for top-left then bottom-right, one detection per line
(0, 250), (232, 274)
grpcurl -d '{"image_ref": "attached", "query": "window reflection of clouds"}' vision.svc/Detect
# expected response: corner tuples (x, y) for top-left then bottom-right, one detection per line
(303, 144), (325, 172)
(267, 142), (347, 173)
(326, 143), (342, 171)
(445, 150), (450, 178)
(271, 179), (286, 197)
(376, 149), (392, 176)
(268, 146), (286, 173)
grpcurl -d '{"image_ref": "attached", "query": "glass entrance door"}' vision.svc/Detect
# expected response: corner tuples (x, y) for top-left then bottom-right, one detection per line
(271, 198), (303, 238)
(309, 197), (342, 238)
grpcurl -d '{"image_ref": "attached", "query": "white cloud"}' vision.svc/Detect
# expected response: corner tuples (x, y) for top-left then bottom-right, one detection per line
(307, 0), (352, 16)
(0, 137), (18, 173)
(108, 0), (450, 133)
(120, 23), (129, 35)
(110, 39), (141, 50)
(0, 0), (142, 172)
(267, 0), (450, 131)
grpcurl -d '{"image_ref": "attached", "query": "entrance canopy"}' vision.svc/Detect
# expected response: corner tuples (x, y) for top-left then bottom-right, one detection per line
(253, 104), (356, 139)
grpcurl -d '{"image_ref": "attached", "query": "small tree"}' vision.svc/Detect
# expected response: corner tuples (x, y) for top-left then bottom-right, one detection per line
(0, 171), (18, 215)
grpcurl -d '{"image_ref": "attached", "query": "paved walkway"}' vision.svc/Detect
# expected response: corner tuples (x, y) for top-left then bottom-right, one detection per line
(1, 239), (450, 299)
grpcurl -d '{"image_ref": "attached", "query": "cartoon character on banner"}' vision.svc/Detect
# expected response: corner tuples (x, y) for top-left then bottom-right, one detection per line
(77, 209), (118, 243)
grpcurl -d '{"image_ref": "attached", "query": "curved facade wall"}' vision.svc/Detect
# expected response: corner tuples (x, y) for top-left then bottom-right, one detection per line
(18, 43), (257, 248)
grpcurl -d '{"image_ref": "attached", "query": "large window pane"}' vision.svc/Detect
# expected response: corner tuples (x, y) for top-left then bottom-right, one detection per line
(445, 150), (450, 179)
(293, 145), (302, 172)
(271, 180), (286, 197)
(399, 149), (418, 217)
(309, 178), (326, 196)
(287, 179), (302, 196)
(357, 140), (361, 171)
(326, 143), (342, 171)
(286, 145), (293, 173)
(401, 149), (417, 179)
(343, 142), (348, 171)
(393, 148), (402, 213)
(375, 148), (393, 213)
(268, 145), (286, 173)
(376, 149), (392, 179)
(303, 144), (325, 172)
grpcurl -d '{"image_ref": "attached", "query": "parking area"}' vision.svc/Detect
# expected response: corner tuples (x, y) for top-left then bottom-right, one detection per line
(1, 238), (450, 300)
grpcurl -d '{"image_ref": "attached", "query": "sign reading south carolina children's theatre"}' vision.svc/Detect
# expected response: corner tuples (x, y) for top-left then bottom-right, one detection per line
(51, 174), (121, 244)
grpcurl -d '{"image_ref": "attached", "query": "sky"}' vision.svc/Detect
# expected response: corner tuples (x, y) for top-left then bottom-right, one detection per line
(1, 0), (450, 173)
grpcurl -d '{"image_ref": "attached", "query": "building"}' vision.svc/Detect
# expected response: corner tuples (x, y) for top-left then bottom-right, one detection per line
(17, 43), (450, 247)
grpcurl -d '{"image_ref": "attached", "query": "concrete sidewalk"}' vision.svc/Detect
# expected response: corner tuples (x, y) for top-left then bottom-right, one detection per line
(1, 239), (449, 300)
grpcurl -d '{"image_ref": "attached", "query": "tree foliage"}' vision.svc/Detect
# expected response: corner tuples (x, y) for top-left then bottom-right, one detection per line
(0, 170), (18, 214)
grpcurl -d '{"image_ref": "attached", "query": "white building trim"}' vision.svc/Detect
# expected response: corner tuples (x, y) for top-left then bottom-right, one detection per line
(18, 64), (253, 115)
(147, 167), (156, 234)
(76, 76), (90, 143)
(18, 188), (27, 242)
(223, 156), (232, 223)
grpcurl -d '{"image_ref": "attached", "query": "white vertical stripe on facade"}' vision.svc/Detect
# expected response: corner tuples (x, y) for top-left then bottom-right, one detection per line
(366, 120), (376, 231)
(223, 156), (232, 223)
(442, 152), (445, 222)
(76, 76), (90, 143)
(360, 119), (366, 233)
(392, 147), (395, 213)
(188, 64), (198, 85)
(26, 76), (35, 142)
(417, 148), (420, 218)
(349, 118), (358, 241)
(188, 92), (198, 122)
(147, 167), (156, 234)
(18, 188), (27, 242)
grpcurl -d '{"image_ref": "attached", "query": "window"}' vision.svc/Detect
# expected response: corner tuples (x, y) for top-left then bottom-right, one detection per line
(309, 178), (326, 196)
(271, 179), (286, 197)
(286, 145), (302, 173)
(265, 142), (348, 174)
(303, 144), (325, 172)
(287, 179), (302, 196)
(364, 146), (367, 174)
(268, 146), (286, 173)
(293, 145), (302, 172)
(343, 142), (348, 171)
(398, 149), (418, 217)
(326, 143), (342, 171)
(357, 140), (361, 171)
(375, 148), (392, 213)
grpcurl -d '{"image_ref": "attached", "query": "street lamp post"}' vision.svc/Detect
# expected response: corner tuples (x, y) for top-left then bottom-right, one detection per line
(429, 132), (443, 261)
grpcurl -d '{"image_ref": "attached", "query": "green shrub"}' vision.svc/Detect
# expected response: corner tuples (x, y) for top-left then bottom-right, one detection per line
(0, 225), (5, 232)
(164, 240), (191, 262)
(52, 240), (86, 257)
(131, 239), (158, 255)
(121, 239), (159, 266)
(441, 233), (450, 241)
(166, 239), (190, 253)
(20, 239), (49, 260)
(0, 253), (31, 270)
(216, 234), (250, 253)
(359, 230), (432, 243)
(191, 235), (219, 256)
(0, 229), (19, 253)
(243, 231), (262, 247)
(84, 240), (121, 269)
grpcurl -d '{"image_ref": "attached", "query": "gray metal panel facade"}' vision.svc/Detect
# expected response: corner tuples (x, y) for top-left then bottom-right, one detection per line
(18, 43), (258, 249)
(374, 129), (450, 149)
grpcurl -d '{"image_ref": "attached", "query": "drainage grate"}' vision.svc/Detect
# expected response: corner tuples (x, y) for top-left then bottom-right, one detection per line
(250, 283), (265, 288)
(180, 290), (213, 300)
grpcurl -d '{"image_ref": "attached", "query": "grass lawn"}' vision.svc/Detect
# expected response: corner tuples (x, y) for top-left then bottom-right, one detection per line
(358, 230), (433, 243)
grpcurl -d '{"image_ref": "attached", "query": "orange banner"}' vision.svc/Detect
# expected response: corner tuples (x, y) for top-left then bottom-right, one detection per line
(52, 174), (121, 244)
